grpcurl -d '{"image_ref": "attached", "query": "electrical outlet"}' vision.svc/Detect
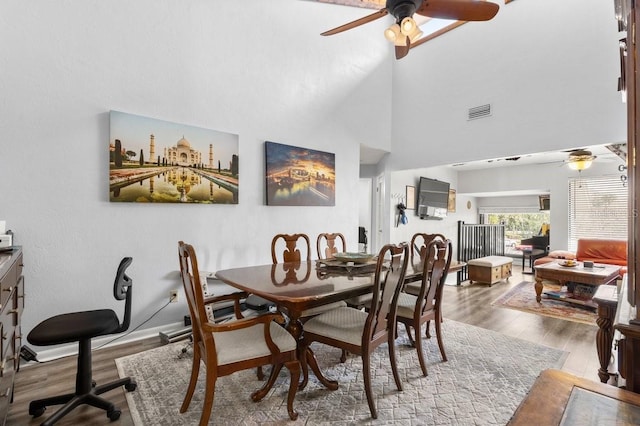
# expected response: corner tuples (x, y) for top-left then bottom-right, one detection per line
(170, 289), (178, 302)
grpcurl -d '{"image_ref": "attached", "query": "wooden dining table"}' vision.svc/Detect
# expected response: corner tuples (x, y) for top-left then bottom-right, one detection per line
(215, 258), (465, 388)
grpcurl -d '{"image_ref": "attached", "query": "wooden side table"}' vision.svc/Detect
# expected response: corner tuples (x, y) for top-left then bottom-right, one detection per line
(593, 284), (620, 383)
(508, 369), (640, 425)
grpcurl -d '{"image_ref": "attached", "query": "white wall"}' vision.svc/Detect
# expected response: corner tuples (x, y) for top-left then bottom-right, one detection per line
(0, 0), (393, 352)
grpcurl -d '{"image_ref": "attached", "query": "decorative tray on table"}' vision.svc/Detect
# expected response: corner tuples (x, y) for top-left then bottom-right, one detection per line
(316, 253), (378, 276)
(558, 260), (578, 267)
(332, 252), (374, 264)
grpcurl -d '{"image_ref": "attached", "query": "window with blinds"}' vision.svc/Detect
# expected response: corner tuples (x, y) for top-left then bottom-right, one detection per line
(568, 176), (628, 251)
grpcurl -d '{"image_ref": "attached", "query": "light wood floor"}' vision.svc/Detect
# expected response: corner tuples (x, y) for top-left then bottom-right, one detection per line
(6, 265), (601, 425)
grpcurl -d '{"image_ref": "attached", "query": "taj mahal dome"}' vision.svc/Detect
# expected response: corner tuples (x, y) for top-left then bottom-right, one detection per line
(165, 136), (203, 166)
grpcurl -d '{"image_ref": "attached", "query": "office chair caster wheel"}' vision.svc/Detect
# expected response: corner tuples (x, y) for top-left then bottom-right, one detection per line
(107, 407), (121, 421)
(125, 381), (137, 392)
(29, 405), (45, 418)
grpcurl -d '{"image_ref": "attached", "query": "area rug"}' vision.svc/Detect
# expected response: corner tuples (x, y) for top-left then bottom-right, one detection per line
(115, 320), (567, 425)
(491, 281), (598, 325)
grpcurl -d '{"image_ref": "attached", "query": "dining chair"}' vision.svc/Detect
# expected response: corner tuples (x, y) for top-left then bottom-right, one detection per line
(396, 238), (452, 377)
(271, 233), (311, 263)
(299, 242), (409, 419)
(316, 232), (346, 260)
(177, 241), (300, 425)
(410, 232), (446, 263)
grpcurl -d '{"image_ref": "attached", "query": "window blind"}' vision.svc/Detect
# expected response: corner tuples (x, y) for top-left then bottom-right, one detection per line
(568, 176), (628, 252)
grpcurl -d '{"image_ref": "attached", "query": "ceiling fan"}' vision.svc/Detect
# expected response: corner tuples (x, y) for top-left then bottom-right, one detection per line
(321, 0), (500, 60)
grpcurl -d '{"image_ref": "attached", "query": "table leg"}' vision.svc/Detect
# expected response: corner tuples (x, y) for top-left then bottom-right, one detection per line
(535, 276), (543, 303)
(287, 313), (338, 391)
(596, 301), (616, 383)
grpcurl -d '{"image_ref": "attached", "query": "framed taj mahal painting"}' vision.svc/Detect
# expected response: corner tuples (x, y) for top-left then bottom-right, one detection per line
(265, 141), (335, 206)
(109, 111), (239, 204)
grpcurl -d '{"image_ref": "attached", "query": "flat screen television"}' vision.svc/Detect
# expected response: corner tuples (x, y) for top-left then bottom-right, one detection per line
(417, 177), (450, 220)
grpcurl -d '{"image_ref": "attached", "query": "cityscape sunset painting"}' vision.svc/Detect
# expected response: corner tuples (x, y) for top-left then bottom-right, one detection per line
(265, 141), (335, 206)
(109, 111), (239, 204)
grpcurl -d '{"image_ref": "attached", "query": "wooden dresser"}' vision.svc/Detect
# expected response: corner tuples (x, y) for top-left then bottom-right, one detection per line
(0, 248), (23, 425)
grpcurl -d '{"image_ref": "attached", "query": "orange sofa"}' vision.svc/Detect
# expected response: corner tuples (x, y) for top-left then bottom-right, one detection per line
(533, 238), (627, 276)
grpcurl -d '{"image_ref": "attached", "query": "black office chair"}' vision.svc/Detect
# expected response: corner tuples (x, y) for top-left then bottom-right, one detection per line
(27, 257), (137, 426)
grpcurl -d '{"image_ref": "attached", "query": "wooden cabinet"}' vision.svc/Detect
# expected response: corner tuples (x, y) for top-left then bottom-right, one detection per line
(0, 248), (23, 425)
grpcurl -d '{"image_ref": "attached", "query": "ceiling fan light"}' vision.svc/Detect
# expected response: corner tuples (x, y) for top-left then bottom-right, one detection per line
(567, 159), (592, 171)
(384, 24), (401, 42)
(567, 150), (596, 171)
(409, 27), (423, 43)
(400, 17), (417, 35)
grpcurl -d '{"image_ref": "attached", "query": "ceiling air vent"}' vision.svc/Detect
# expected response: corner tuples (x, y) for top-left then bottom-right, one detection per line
(468, 104), (492, 120)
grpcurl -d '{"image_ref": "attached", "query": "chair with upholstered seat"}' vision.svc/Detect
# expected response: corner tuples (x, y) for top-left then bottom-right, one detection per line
(396, 238), (452, 376)
(178, 241), (300, 425)
(403, 233), (448, 309)
(299, 242), (409, 419)
(410, 232), (446, 263)
(27, 257), (137, 426)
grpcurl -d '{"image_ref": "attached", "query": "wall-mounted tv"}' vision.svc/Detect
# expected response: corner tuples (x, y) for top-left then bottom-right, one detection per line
(417, 177), (450, 220)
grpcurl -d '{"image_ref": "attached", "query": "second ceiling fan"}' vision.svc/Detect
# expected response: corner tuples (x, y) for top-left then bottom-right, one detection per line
(321, 0), (500, 60)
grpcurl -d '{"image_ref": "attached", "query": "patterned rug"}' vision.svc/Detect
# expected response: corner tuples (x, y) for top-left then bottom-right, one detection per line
(115, 320), (567, 425)
(491, 281), (598, 325)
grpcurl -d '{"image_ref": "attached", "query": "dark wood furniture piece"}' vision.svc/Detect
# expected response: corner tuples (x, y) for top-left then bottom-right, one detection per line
(614, 279), (640, 393)
(178, 242), (300, 425)
(533, 262), (621, 305)
(508, 369), (640, 425)
(316, 232), (346, 260)
(409, 232), (446, 263)
(299, 243), (409, 419)
(608, 0), (640, 398)
(271, 233), (311, 263)
(26, 257), (136, 426)
(396, 238), (451, 376)
(593, 284), (620, 384)
(0, 247), (23, 426)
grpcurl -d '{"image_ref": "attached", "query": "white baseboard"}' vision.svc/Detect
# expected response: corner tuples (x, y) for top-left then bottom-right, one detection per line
(21, 321), (186, 366)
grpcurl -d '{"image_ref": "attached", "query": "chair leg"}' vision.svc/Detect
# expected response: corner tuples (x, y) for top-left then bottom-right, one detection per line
(415, 322), (428, 377)
(180, 344), (202, 413)
(340, 349), (348, 363)
(362, 353), (377, 419)
(252, 363), (283, 402)
(405, 322), (416, 347)
(425, 319), (432, 339)
(388, 328), (403, 391)
(434, 313), (447, 362)
(284, 360), (300, 421)
(198, 369), (216, 426)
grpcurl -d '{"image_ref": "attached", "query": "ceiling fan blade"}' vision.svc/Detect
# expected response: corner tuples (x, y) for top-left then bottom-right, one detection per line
(395, 38), (411, 60)
(416, 0), (499, 22)
(321, 9), (389, 36)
